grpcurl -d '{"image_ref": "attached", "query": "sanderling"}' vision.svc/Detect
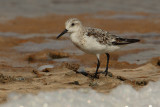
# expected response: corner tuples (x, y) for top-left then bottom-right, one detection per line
(57, 18), (140, 78)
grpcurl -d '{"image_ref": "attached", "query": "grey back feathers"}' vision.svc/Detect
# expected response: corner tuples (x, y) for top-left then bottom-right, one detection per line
(85, 27), (117, 45)
(85, 27), (140, 45)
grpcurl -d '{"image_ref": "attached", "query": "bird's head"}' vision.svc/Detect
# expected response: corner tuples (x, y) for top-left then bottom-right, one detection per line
(57, 18), (82, 39)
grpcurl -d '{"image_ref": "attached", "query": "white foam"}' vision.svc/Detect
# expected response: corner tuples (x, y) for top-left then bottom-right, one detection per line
(1, 81), (160, 107)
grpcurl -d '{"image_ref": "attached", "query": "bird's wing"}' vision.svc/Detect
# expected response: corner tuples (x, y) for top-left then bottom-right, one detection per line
(112, 37), (140, 45)
(85, 27), (140, 45)
(85, 27), (118, 45)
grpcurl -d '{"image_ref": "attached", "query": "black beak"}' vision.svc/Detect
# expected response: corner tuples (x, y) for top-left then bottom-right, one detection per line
(57, 29), (68, 39)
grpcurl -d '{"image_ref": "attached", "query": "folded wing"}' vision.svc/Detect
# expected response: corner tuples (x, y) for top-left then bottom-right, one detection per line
(112, 37), (140, 45)
(86, 27), (140, 45)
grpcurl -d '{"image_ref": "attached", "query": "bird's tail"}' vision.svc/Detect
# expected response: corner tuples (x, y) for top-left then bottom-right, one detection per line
(113, 38), (140, 45)
(121, 38), (140, 43)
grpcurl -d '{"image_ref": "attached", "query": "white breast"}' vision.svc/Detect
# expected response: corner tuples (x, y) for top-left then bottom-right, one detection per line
(70, 33), (119, 54)
(70, 33), (80, 45)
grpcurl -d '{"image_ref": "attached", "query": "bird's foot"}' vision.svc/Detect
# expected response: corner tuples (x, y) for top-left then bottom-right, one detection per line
(105, 72), (108, 76)
(92, 73), (99, 79)
(104, 70), (108, 76)
(99, 71), (108, 75)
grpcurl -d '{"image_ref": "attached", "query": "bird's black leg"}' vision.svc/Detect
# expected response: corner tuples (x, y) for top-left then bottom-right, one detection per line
(94, 55), (100, 78)
(104, 53), (110, 76)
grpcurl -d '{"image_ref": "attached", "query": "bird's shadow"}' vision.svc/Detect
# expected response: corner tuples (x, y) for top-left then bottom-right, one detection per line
(63, 62), (112, 79)
(74, 69), (112, 79)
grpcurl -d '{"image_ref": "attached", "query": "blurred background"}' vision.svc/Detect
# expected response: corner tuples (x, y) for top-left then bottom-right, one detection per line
(0, 0), (159, 65)
(0, 0), (160, 20)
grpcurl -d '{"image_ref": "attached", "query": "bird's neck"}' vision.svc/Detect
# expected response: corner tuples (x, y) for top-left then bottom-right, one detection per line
(70, 28), (84, 45)
(76, 25), (85, 33)
(71, 26), (85, 36)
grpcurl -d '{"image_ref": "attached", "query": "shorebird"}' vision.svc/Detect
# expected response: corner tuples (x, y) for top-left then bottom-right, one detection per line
(57, 18), (140, 78)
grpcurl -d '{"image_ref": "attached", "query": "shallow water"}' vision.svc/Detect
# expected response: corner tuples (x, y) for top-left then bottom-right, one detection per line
(14, 40), (72, 52)
(0, 32), (57, 39)
(118, 33), (160, 64)
(11, 32), (160, 64)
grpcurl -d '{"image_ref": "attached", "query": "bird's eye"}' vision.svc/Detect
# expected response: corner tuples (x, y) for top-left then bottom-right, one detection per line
(71, 23), (75, 26)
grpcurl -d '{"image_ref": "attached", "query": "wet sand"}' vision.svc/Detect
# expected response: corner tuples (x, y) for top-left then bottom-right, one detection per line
(0, 11), (160, 104)
(1, 12), (160, 33)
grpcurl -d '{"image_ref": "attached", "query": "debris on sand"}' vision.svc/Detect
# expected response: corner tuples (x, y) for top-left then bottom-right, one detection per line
(32, 70), (44, 78)
(63, 62), (97, 78)
(63, 62), (80, 72)
(26, 50), (69, 63)
(49, 51), (69, 59)
(68, 81), (80, 85)
(0, 73), (14, 83)
(157, 60), (160, 66)
(150, 57), (160, 67)
(0, 73), (30, 83)
(37, 65), (54, 72)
